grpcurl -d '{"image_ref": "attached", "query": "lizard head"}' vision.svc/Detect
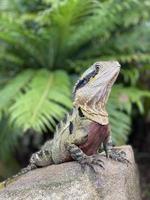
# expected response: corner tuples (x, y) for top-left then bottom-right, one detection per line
(73, 61), (120, 125)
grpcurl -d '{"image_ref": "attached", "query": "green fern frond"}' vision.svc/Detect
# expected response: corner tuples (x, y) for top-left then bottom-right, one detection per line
(48, 0), (100, 65)
(0, 50), (23, 65)
(9, 69), (72, 132)
(67, 0), (150, 54)
(51, 0), (99, 25)
(0, 70), (35, 118)
(107, 84), (150, 144)
(111, 85), (150, 114)
(107, 100), (131, 145)
(121, 68), (140, 86)
(99, 53), (150, 64)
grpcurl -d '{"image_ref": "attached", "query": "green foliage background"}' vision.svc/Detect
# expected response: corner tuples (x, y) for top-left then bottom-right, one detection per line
(0, 0), (150, 177)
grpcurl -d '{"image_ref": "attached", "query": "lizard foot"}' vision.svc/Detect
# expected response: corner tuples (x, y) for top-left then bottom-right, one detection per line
(80, 154), (104, 173)
(66, 144), (104, 173)
(107, 148), (130, 165)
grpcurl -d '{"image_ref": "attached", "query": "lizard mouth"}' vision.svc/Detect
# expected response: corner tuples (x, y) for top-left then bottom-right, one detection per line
(108, 71), (120, 88)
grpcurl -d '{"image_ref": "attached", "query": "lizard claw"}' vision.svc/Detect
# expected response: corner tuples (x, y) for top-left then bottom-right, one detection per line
(80, 155), (105, 173)
(107, 149), (130, 165)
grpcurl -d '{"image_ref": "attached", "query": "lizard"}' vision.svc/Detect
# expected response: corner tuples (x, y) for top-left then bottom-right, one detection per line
(1, 61), (128, 188)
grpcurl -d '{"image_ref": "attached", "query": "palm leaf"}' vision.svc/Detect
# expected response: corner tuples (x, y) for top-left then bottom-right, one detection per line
(107, 84), (150, 144)
(107, 101), (131, 145)
(0, 69), (35, 119)
(112, 85), (150, 114)
(9, 69), (72, 132)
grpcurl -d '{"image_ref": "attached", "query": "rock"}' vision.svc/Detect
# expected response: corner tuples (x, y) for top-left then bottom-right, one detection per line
(0, 145), (141, 200)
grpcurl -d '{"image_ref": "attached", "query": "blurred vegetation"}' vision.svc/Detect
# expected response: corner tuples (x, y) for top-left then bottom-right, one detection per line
(0, 0), (150, 178)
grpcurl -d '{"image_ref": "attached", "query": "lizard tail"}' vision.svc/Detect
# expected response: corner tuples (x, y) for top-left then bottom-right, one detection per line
(0, 163), (37, 189)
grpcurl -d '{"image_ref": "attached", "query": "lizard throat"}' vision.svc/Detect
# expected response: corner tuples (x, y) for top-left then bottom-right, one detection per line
(74, 83), (111, 125)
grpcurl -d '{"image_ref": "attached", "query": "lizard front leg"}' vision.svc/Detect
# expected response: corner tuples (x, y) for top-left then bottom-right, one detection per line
(103, 135), (129, 164)
(66, 144), (104, 173)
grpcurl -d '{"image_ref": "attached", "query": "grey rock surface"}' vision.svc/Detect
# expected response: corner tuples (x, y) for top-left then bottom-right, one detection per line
(0, 145), (141, 200)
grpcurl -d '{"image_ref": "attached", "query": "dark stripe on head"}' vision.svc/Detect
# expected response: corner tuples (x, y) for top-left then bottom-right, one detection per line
(69, 121), (74, 134)
(73, 66), (99, 96)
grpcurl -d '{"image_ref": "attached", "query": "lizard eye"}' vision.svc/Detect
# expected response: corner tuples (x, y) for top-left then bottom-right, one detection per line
(95, 64), (100, 72)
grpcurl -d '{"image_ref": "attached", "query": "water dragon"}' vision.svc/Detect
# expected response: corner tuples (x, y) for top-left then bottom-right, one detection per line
(1, 61), (128, 187)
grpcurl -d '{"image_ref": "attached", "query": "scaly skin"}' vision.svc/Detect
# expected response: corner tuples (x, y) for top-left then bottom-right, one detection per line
(1, 61), (128, 188)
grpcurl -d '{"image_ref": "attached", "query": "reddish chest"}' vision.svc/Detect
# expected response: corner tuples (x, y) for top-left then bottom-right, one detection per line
(79, 122), (109, 156)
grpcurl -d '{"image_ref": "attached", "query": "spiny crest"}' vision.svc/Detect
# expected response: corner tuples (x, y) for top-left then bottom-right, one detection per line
(55, 108), (76, 135)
